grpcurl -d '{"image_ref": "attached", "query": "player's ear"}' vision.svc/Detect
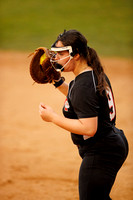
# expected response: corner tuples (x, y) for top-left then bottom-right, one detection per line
(73, 53), (80, 61)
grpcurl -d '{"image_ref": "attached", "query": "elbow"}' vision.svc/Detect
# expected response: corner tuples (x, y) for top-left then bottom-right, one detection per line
(78, 117), (98, 137)
(90, 129), (97, 137)
(85, 129), (97, 137)
(82, 126), (97, 137)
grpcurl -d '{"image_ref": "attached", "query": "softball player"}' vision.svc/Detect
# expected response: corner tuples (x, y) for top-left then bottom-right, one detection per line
(39, 30), (129, 200)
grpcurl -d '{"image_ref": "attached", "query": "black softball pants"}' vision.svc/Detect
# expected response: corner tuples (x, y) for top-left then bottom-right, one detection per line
(78, 128), (129, 200)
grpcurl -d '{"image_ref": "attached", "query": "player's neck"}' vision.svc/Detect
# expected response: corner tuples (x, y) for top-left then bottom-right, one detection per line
(73, 60), (92, 76)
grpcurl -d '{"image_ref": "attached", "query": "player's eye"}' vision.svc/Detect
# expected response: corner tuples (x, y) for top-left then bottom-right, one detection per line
(57, 52), (64, 56)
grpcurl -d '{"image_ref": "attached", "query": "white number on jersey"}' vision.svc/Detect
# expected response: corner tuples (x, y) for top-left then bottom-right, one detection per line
(106, 88), (116, 121)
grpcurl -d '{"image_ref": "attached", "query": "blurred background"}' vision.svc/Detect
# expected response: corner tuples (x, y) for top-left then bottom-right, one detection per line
(0, 0), (133, 200)
(0, 0), (133, 57)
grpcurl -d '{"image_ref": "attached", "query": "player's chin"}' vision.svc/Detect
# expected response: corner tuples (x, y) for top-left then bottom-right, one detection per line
(63, 67), (69, 72)
(63, 66), (72, 72)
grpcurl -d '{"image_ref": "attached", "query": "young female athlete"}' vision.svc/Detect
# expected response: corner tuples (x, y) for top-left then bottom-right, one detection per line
(39, 30), (129, 200)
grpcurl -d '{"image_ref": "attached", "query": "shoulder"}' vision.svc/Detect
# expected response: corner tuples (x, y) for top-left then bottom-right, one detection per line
(104, 74), (112, 89)
(69, 72), (99, 102)
(74, 71), (98, 92)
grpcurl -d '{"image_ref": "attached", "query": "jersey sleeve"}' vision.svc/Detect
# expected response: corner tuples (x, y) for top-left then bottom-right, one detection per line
(71, 85), (99, 118)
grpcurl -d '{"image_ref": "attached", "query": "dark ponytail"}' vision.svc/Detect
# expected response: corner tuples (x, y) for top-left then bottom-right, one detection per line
(87, 47), (108, 95)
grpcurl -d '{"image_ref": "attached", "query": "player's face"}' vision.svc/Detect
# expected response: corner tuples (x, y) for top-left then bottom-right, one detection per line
(55, 41), (74, 72)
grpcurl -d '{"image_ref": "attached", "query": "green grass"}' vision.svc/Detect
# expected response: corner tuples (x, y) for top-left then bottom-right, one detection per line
(0, 0), (133, 57)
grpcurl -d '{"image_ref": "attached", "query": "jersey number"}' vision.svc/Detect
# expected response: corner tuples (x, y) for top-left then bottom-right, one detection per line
(106, 88), (116, 121)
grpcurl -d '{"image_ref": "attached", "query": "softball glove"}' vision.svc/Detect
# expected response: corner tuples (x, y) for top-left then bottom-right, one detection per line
(29, 47), (61, 84)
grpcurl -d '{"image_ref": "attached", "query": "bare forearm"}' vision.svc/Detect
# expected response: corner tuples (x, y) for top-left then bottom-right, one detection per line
(52, 113), (96, 137)
(39, 103), (97, 137)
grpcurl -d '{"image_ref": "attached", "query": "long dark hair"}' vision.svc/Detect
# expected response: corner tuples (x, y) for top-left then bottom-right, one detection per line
(52, 29), (108, 95)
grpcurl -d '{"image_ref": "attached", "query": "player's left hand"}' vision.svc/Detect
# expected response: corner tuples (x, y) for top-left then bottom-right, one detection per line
(39, 103), (56, 122)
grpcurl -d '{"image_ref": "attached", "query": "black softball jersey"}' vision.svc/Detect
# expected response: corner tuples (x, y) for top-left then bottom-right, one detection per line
(63, 70), (116, 146)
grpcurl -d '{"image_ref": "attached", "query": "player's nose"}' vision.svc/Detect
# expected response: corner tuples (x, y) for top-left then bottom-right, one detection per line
(55, 53), (59, 60)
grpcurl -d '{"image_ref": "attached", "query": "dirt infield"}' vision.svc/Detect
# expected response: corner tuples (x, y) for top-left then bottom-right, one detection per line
(0, 51), (133, 200)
